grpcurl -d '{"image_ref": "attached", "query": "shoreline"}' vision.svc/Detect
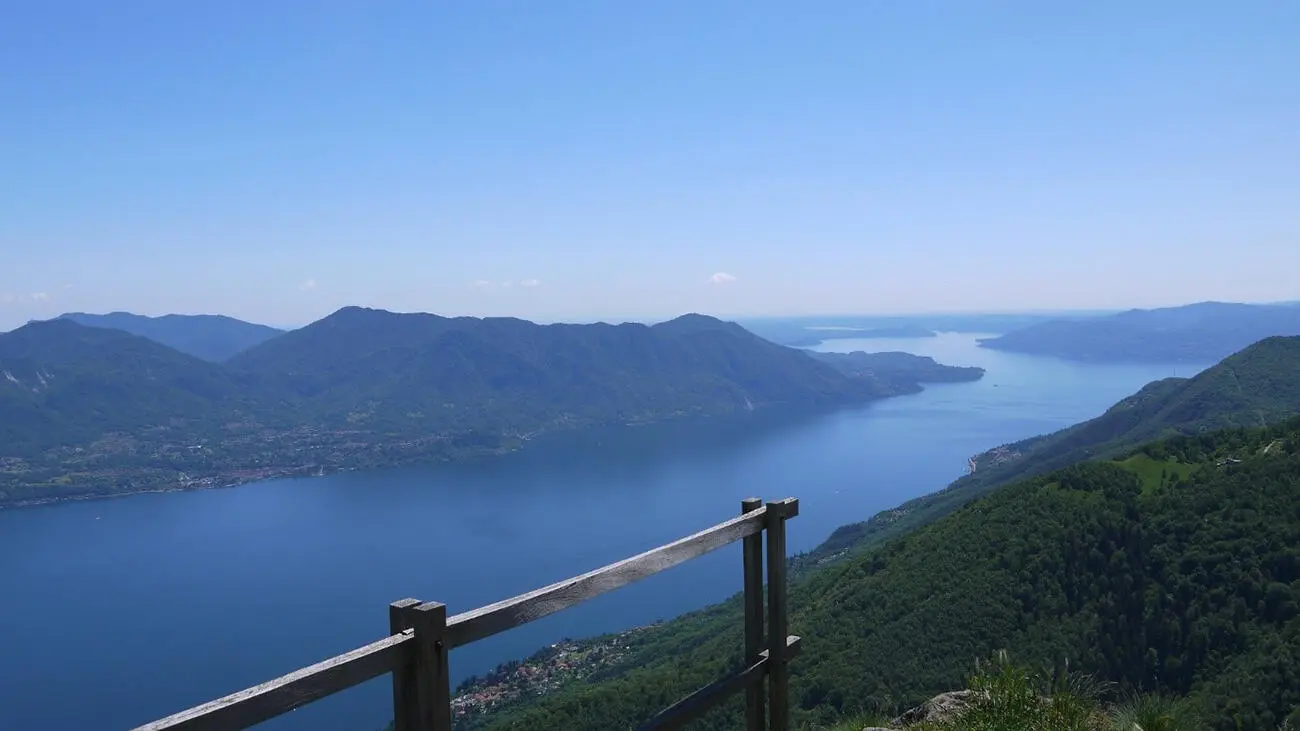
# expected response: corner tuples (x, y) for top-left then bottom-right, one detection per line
(0, 369), (988, 511)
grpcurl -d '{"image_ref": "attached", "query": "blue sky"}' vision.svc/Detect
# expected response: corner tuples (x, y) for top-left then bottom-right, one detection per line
(2, 1), (1297, 329)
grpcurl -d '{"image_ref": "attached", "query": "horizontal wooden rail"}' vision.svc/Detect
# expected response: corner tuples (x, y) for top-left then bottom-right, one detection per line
(135, 631), (414, 731)
(445, 505), (768, 648)
(637, 635), (802, 731)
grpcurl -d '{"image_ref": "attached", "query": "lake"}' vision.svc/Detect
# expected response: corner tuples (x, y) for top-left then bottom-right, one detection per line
(0, 334), (1209, 731)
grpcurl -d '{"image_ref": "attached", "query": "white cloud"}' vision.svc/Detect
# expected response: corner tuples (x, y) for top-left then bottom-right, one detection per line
(709, 272), (737, 285)
(473, 279), (540, 289)
(30, 292), (49, 301)
(1, 294), (14, 305)
(298, 279), (317, 291)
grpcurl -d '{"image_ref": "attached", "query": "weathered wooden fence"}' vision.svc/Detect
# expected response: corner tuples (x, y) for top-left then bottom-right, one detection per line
(134, 497), (800, 731)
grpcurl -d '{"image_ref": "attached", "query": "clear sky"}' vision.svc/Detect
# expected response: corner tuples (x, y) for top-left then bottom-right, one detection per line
(2, 1), (1297, 329)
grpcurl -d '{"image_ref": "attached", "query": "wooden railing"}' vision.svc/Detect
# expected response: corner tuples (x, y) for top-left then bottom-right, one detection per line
(133, 497), (800, 731)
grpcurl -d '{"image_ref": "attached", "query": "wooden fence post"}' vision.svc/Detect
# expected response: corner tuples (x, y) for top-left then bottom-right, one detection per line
(765, 499), (797, 731)
(742, 498), (766, 731)
(389, 598), (422, 731)
(403, 601), (453, 731)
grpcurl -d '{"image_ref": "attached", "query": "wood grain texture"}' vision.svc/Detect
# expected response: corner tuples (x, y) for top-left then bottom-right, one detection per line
(637, 635), (802, 731)
(765, 500), (792, 731)
(445, 507), (769, 648)
(131, 631), (413, 731)
(405, 601), (453, 731)
(741, 497), (767, 731)
(389, 598), (422, 731)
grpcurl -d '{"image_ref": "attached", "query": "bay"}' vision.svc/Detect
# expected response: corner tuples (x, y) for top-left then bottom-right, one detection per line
(0, 333), (1209, 731)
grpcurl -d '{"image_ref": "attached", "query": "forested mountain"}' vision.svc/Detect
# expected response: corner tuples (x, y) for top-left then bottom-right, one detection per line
(0, 309), (979, 507)
(56, 311), (284, 361)
(224, 308), (915, 432)
(462, 420), (1300, 731)
(978, 301), (1300, 363)
(814, 335), (1300, 560)
(0, 319), (255, 456)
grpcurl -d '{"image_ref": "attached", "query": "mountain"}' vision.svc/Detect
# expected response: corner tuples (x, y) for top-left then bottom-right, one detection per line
(462, 419), (1300, 731)
(810, 350), (985, 384)
(814, 335), (1300, 559)
(1, 308), (981, 507)
(0, 319), (251, 458)
(225, 308), (924, 434)
(978, 301), (1300, 363)
(56, 311), (284, 361)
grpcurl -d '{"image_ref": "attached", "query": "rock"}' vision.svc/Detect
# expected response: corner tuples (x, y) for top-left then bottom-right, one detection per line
(891, 689), (979, 726)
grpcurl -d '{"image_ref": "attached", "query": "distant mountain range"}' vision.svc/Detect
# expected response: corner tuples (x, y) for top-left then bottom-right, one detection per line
(0, 308), (982, 507)
(768, 326), (938, 347)
(978, 301), (1300, 363)
(56, 311), (283, 361)
(47, 301), (1300, 364)
(740, 313), (1087, 347)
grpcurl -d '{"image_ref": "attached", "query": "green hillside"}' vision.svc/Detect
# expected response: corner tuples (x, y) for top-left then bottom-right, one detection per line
(463, 419), (1300, 731)
(812, 335), (1300, 562)
(0, 319), (255, 457)
(225, 308), (903, 433)
(56, 311), (284, 361)
(0, 309), (979, 507)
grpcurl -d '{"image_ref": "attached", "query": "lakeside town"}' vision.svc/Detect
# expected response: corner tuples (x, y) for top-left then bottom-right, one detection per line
(0, 422), (524, 508)
(449, 626), (653, 728)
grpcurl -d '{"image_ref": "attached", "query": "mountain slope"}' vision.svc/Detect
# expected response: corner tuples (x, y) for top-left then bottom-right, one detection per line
(466, 420), (1300, 731)
(979, 301), (1300, 363)
(814, 335), (1300, 559)
(0, 319), (251, 457)
(57, 311), (284, 361)
(975, 334), (1300, 477)
(227, 308), (905, 434)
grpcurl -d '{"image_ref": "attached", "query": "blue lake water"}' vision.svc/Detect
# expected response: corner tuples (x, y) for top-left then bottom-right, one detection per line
(0, 334), (1210, 731)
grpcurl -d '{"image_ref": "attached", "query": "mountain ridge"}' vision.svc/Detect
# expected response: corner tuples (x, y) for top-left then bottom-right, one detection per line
(54, 311), (284, 361)
(0, 308), (981, 507)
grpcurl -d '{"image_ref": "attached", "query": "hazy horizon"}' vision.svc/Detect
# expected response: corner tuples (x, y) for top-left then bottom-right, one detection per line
(9, 298), (1299, 335)
(12, 301), (1102, 333)
(4, 3), (1297, 330)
